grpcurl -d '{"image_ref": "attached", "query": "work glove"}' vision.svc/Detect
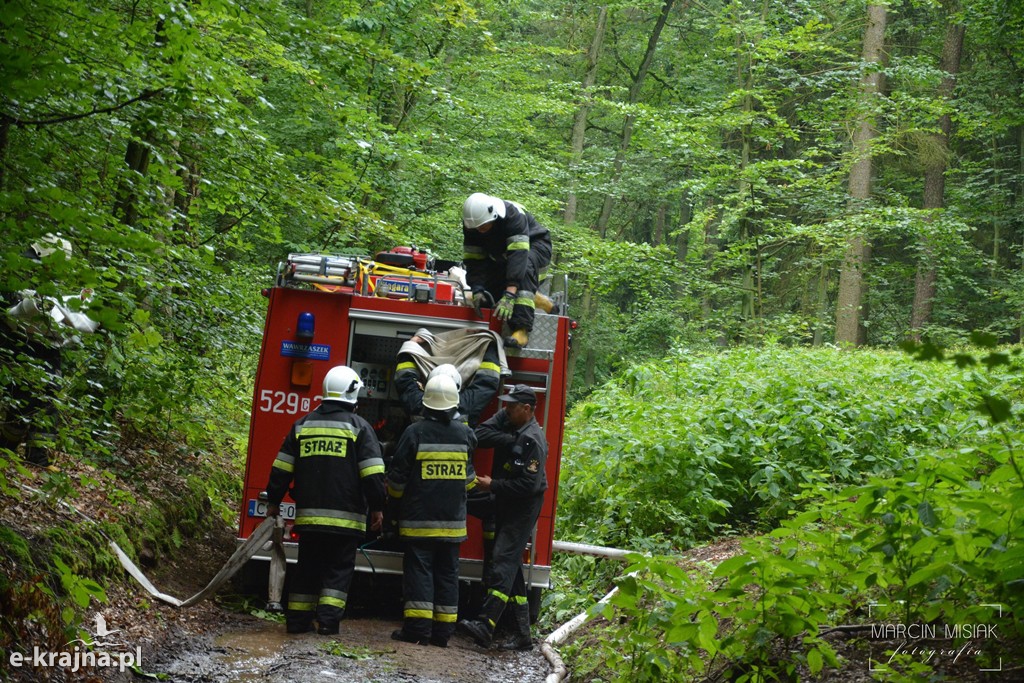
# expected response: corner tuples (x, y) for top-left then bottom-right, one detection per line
(494, 291), (516, 321)
(471, 290), (494, 316)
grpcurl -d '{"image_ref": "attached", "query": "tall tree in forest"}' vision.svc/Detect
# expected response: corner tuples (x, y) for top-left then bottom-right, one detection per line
(595, 0), (676, 237)
(835, 3), (888, 346)
(565, 6), (608, 226)
(908, 11), (965, 341)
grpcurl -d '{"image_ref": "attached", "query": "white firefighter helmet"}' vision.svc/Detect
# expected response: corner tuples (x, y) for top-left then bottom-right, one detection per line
(462, 193), (506, 229)
(422, 373), (460, 411)
(322, 365), (363, 403)
(427, 363), (462, 392)
(30, 234), (72, 260)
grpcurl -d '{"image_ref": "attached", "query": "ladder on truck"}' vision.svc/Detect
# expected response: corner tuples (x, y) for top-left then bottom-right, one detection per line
(277, 252), (471, 305)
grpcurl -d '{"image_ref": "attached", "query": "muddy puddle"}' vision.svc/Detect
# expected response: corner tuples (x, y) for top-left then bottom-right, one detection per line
(153, 616), (550, 683)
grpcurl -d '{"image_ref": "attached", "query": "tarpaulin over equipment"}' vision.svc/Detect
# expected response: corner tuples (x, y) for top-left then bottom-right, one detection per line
(397, 327), (508, 384)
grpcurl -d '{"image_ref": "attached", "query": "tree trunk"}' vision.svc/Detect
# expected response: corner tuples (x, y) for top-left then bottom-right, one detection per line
(174, 155), (202, 238)
(595, 0), (675, 237)
(813, 260), (828, 346)
(835, 4), (887, 347)
(1019, 125), (1024, 342)
(734, 2), (766, 334)
(653, 203), (666, 246)
(581, 287), (596, 389)
(114, 18), (166, 227)
(0, 119), (8, 190)
(992, 134), (1000, 279)
(564, 6), (607, 226)
(702, 201), (727, 345)
(909, 20), (965, 341)
(114, 135), (152, 226)
(676, 193), (691, 262)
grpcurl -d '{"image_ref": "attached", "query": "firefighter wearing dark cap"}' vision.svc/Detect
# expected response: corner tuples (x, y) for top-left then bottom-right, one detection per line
(457, 384), (547, 651)
(387, 373), (478, 647)
(265, 365), (386, 635)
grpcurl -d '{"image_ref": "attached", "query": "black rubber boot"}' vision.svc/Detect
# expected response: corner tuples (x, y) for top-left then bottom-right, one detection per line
(503, 329), (529, 349)
(286, 621), (314, 634)
(456, 618), (493, 648)
(392, 629), (429, 645)
(496, 603), (532, 651)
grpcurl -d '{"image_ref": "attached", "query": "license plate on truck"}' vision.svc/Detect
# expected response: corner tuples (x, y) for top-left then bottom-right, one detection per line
(248, 499), (296, 519)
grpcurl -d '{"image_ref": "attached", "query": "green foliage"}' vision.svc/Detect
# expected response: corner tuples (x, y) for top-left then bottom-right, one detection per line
(319, 642), (383, 660)
(0, 525), (32, 568)
(52, 557), (107, 616)
(0, 0), (1022, 672)
(0, 520), (111, 651)
(539, 552), (625, 633)
(219, 594), (286, 623)
(580, 550), (842, 682)
(0, 456), (30, 498)
(561, 342), (1023, 681)
(559, 346), (984, 548)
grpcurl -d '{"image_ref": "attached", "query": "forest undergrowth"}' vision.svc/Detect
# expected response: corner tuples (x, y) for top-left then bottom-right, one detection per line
(553, 339), (1024, 682)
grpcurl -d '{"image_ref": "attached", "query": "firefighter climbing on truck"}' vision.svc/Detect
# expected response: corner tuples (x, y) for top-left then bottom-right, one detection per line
(461, 193), (558, 349)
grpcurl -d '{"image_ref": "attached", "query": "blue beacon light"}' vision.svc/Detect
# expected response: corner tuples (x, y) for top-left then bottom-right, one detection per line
(296, 312), (315, 342)
(291, 312), (316, 387)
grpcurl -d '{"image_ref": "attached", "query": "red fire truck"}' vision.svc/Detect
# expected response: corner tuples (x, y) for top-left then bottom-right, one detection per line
(237, 251), (571, 609)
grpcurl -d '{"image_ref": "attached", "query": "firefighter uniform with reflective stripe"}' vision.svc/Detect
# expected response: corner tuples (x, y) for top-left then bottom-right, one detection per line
(393, 340), (501, 599)
(386, 411), (477, 645)
(394, 341), (502, 428)
(472, 408), (547, 641)
(462, 201), (552, 334)
(265, 401), (386, 633)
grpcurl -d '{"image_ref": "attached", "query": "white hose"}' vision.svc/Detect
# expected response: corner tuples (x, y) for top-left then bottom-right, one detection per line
(19, 482), (277, 608)
(542, 582), (623, 682)
(551, 539), (632, 559)
(541, 540), (636, 682)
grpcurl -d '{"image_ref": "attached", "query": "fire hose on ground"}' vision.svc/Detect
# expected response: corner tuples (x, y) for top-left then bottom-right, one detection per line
(19, 483), (286, 608)
(541, 540), (635, 683)
(23, 482), (634, 681)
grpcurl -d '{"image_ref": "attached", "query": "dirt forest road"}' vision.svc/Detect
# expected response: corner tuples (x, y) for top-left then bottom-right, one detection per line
(150, 613), (550, 683)
(57, 520), (558, 683)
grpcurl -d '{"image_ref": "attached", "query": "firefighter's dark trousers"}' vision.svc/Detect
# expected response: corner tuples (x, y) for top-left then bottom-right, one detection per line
(286, 531), (359, 632)
(478, 242), (551, 334)
(477, 493), (543, 631)
(401, 540), (461, 643)
(466, 490), (496, 614)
